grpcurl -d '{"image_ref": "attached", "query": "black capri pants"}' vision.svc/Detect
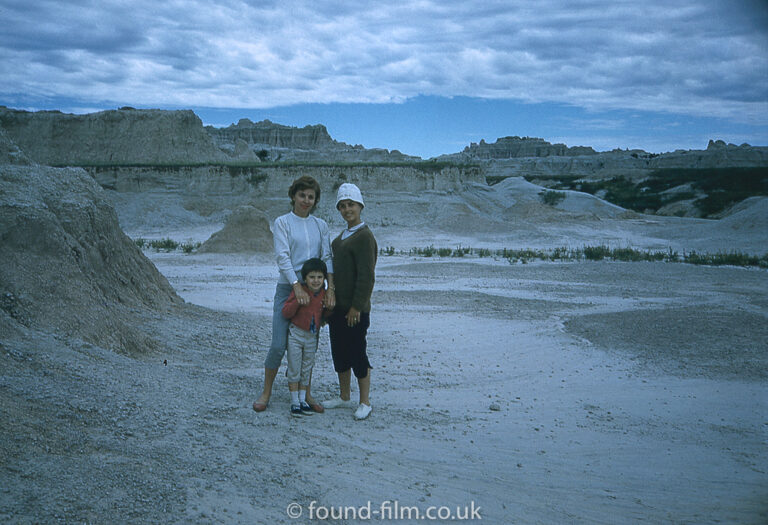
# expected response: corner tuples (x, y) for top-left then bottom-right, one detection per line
(328, 310), (372, 379)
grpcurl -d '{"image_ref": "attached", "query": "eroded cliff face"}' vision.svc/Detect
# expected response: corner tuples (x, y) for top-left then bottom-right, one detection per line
(445, 136), (768, 179)
(460, 136), (598, 159)
(206, 118), (421, 162)
(5, 106), (765, 178)
(88, 164), (486, 229)
(207, 119), (339, 150)
(0, 107), (228, 165)
(0, 126), (30, 165)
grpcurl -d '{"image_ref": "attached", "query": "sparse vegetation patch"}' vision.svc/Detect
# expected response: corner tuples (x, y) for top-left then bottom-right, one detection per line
(540, 190), (567, 206)
(134, 238), (201, 253)
(384, 244), (767, 268)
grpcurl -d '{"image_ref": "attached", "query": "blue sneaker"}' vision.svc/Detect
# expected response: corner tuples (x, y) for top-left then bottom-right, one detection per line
(290, 404), (303, 417)
(300, 401), (314, 415)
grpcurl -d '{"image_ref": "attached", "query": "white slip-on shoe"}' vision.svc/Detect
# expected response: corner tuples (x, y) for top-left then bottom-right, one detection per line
(324, 397), (357, 409)
(354, 403), (372, 420)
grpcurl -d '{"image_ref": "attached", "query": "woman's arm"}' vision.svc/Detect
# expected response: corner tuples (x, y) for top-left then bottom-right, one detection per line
(273, 217), (300, 284)
(319, 219), (334, 275)
(281, 290), (300, 319)
(324, 273), (336, 309)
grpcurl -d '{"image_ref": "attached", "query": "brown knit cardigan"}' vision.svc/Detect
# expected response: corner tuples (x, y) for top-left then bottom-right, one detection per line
(331, 225), (378, 313)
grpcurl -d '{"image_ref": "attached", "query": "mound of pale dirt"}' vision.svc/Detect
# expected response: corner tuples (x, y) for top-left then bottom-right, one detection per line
(658, 196), (768, 254)
(464, 177), (630, 223)
(719, 196), (768, 231)
(197, 205), (273, 253)
(0, 164), (182, 353)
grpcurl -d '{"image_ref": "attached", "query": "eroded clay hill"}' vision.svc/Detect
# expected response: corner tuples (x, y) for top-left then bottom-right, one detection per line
(0, 160), (183, 353)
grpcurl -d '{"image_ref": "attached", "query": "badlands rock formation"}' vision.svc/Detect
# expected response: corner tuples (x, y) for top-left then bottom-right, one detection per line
(0, 126), (30, 165)
(445, 136), (768, 180)
(459, 136), (597, 158)
(207, 119), (339, 150)
(0, 139), (182, 353)
(206, 118), (421, 162)
(1, 106), (765, 244)
(3, 105), (765, 174)
(0, 106), (228, 165)
(83, 162), (485, 240)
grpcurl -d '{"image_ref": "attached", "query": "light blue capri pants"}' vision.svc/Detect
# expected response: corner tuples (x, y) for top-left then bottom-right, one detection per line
(264, 283), (293, 369)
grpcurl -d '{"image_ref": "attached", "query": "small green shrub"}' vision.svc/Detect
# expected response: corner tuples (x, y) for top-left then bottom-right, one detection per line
(181, 242), (201, 254)
(410, 245), (436, 257)
(540, 190), (567, 206)
(549, 246), (570, 261)
(611, 247), (647, 262)
(582, 245), (611, 261)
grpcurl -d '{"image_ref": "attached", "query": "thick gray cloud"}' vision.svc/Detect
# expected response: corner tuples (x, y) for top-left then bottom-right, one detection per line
(0, 0), (765, 122)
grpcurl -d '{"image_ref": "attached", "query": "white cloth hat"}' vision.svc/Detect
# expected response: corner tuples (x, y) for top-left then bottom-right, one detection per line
(336, 183), (364, 208)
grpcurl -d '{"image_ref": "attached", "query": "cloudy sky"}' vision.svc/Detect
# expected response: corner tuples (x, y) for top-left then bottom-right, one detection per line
(1, 0), (766, 158)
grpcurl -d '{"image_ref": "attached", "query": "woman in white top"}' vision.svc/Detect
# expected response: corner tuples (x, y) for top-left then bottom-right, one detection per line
(253, 176), (335, 412)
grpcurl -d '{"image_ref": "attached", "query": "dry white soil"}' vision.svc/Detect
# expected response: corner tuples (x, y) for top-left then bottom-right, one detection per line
(4, 247), (766, 524)
(2, 175), (767, 523)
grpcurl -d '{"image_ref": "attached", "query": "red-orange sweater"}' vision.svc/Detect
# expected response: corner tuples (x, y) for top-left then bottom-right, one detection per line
(281, 286), (328, 333)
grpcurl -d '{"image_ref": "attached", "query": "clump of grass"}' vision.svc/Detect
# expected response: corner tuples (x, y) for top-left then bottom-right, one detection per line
(540, 190), (567, 206)
(181, 241), (201, 254)
(581, 245), (612, 261)
(381, 246), (397, 256)
(134, 237), (202, 253)
(683, 250), (768, 267)
(503, 248), (549, 262)
(149, 238), (179, 252)
(549, 246), (572, 261)
(577, 245), (677, 262)
(410, 245), (436, 257)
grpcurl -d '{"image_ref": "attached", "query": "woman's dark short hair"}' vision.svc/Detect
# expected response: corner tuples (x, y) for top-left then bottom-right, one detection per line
(288, 176), (321, 212)
(301, 257), (328, 280)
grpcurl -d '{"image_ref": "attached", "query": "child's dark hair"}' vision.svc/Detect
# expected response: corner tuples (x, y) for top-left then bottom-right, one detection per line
(301, 257), (327, 280)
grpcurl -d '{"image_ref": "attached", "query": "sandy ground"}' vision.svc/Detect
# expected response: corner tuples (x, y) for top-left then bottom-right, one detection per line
(4, 244), (766, 524)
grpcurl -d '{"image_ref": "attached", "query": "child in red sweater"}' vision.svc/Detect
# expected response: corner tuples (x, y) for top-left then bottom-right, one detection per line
(281, 258), (330, 417)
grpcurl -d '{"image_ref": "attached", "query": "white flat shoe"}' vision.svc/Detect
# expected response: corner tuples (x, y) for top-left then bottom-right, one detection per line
(354, 403), (372, 420)
(324, 397), (357, 409)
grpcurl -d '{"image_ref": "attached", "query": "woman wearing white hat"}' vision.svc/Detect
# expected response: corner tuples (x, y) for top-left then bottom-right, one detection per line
(324, 183), (378, 420)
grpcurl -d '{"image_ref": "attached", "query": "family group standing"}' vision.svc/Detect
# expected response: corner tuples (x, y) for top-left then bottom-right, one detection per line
(252, 177), (377, 420)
